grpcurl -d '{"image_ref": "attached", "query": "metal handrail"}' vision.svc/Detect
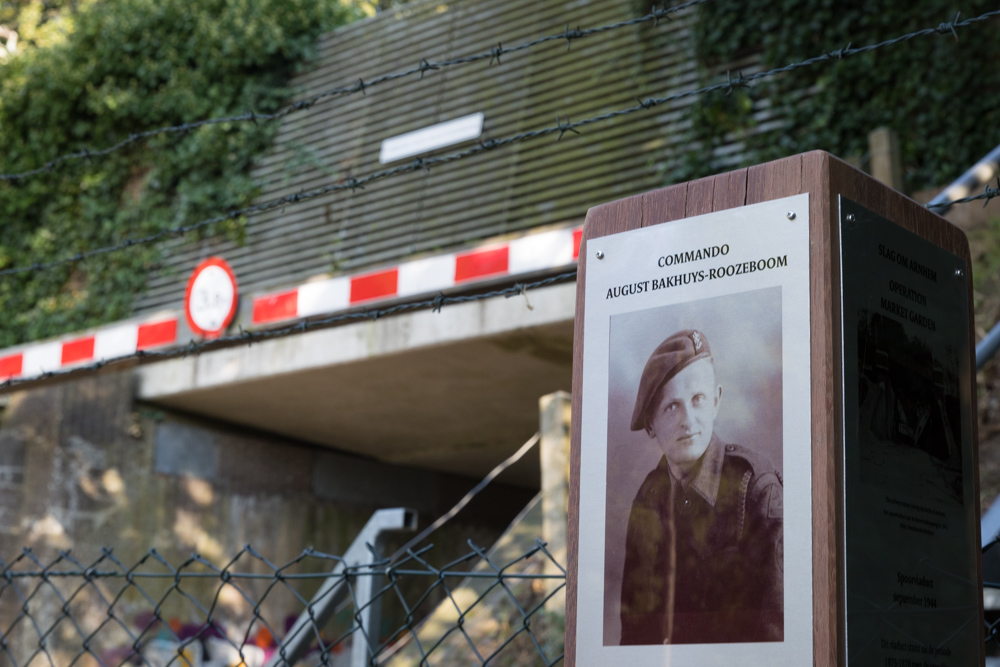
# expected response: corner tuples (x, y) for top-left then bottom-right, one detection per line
(924, 143), (1000, 369)
(928, 143), (1000, 216)
(979, 323), (1000, 370)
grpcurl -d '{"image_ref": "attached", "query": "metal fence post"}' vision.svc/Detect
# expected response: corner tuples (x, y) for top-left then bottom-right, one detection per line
(350, 547), (388, 667)
(265, 508), (416, 667)
(539, 390), (571, 613)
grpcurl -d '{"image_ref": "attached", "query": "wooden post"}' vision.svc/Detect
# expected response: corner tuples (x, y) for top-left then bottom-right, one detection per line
(540, 390), (571, 613)
(565, 151), (982, 666)
(868, 127), (904, 191)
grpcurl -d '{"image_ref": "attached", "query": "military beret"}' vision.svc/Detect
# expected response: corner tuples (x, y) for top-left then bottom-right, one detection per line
(630, 329), (712, 431)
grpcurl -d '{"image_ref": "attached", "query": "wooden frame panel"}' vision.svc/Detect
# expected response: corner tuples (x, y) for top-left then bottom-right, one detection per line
(565, 150), (982, 666)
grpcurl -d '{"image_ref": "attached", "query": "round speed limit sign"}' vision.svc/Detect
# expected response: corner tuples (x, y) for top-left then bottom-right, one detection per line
(184, 257), (238, 338)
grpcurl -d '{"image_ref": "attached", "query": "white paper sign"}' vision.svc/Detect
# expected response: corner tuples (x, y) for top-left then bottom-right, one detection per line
(576, 194), (813, 665)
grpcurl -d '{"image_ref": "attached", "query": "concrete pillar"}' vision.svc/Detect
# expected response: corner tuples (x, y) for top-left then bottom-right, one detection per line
(868, 127), (904, 191)
(539, 390), (571, 613)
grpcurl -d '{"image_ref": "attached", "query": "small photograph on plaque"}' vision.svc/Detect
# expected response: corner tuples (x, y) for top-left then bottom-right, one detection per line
(603, 288), (784, 646)
(856, 310), (964, 506)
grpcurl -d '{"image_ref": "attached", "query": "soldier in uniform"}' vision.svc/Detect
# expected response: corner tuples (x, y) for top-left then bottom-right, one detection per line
(619, 329), (783, 645)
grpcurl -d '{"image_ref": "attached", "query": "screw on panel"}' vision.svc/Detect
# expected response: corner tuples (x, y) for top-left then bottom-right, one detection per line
(786, 211), (796, 220)
(595, 251), (604, 260)
(846, 214), (856, 223)
(955, 267), (964, 278)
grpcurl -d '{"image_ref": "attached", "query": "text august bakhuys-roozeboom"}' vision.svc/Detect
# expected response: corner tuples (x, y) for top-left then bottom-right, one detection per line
(604, 244), (788, 300)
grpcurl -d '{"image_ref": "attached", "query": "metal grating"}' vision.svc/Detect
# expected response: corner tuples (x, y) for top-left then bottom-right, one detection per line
(134, 0), (762, 314)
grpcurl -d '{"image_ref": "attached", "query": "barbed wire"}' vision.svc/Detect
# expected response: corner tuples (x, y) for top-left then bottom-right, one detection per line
(0, 538), (566, 667)
(3, 7), (996, 281)
(927, 178), (1000, 210)
(0, 0), (708, 184)
(0, 270), (578, 390)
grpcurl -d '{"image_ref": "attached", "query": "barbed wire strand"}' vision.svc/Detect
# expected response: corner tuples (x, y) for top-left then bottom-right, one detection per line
(0, 270), (578, 390)
(2, 7), (996, 281)
(927, 177), (1000, 209)
(0, 0), (708, 184)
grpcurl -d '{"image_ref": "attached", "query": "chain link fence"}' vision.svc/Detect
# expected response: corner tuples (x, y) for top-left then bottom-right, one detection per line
(0, 538), (565, 667)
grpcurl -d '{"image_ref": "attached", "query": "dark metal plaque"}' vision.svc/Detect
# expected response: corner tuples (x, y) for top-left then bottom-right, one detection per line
(840, 198), (979, 666)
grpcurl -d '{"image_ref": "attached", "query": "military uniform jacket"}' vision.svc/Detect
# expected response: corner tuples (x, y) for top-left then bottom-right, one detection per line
(619, 436), (783, 645)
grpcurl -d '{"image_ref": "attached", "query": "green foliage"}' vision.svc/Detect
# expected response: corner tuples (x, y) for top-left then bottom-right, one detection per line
(673, 0), (1000, 189)
(0, 0), (87, 54)
(0, 0), (361, 347)
(970, 218), (1000, 312)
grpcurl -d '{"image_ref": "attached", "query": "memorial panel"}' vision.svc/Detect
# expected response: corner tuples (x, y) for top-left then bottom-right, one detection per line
(575, 194), (813, 665)
(840, 198), (980, 666)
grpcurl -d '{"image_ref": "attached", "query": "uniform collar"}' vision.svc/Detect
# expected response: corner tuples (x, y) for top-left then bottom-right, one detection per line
(666, 434), (725, 507)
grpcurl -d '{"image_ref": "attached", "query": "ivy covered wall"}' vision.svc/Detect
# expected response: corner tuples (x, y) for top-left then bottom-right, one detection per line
(3, 0), (998, 349)
(0, 0), (361, 348)
(675, 0), (1000, 190)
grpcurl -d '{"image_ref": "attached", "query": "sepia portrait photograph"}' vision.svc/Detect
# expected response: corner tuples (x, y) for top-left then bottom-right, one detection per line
(602, 286), (784, 646)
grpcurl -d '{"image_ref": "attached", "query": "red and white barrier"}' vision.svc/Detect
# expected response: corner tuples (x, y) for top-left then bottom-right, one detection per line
(0, 318), (178, 381)
(0, 225), (583, 383)
(253, 226), (582, 325)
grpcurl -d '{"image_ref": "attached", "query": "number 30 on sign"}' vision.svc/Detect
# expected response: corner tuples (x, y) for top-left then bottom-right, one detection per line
(184, 257), (238, 339)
